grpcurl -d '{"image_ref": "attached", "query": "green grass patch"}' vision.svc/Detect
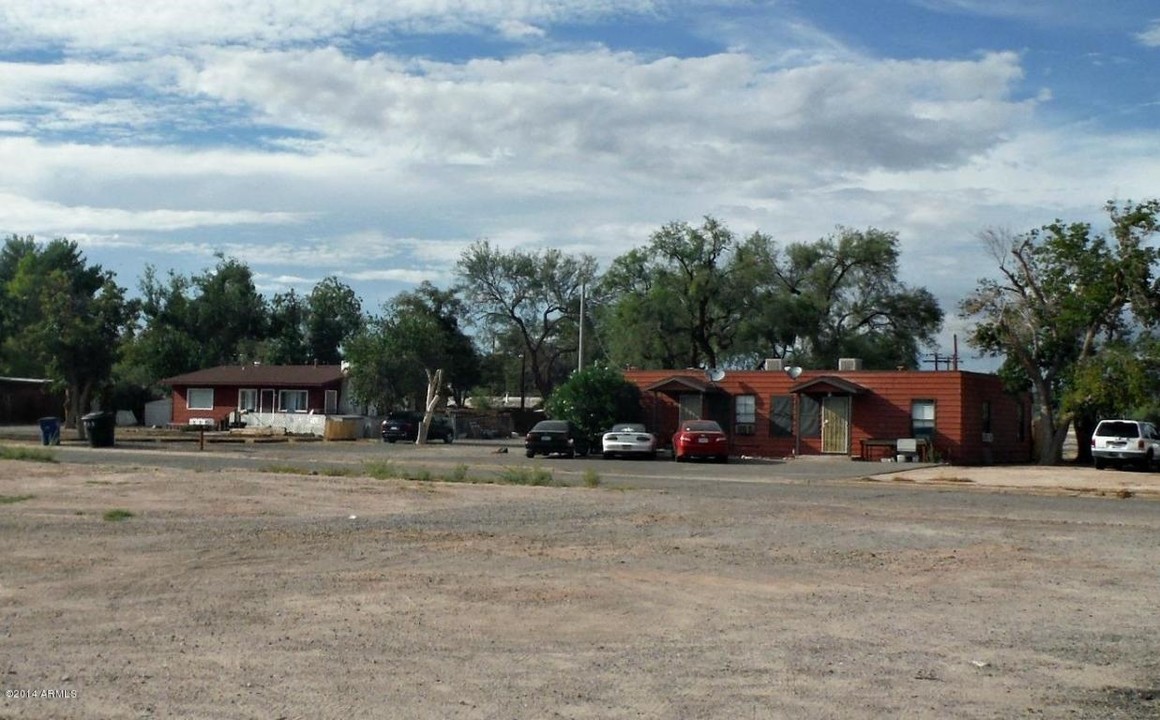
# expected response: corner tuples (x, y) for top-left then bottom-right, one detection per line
(499, 465), (557, 486)
(0, 446), (57, 463)
(102, 509), (134, 522)
(443, 464), (470, 483)
(258, 464), (360, 477)
(363, 460), (400, 480)
(582, 469), (602, 488)
(0, 494), (35, 505)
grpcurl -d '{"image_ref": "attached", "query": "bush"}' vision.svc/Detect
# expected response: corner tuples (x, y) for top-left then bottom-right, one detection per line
(544, 364), (643, 440)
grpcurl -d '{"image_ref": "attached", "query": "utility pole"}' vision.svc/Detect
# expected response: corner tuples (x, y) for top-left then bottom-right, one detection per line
(577, 282), (586, 373)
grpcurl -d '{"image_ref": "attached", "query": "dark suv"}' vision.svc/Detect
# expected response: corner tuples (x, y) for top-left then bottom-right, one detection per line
(381, 411), (454, 444)
(525, 419), (590, 458)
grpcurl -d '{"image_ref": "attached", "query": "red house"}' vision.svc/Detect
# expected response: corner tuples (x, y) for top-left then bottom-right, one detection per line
(624, 361), (1031, 465)
(160, 364), (346, 428)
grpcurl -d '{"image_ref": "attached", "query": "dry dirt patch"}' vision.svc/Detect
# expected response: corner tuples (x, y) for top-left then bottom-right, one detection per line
(2, 460), (1159, 719)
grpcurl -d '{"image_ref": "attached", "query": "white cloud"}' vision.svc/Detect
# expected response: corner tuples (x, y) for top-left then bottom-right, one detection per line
(0, 191), (302, 233)
(1138, 22), (1160, 47)
(0, 1), (665, 53)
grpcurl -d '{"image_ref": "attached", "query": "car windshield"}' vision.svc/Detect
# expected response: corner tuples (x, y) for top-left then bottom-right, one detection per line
(681, 420), (722, 432)
(1096, 421), (1141, 438)
(532, 421), (568, 433)
(610, 424), (646, 433)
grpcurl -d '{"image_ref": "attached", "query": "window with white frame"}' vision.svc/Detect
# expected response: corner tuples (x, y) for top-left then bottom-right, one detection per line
(911, 400), (935, 439)
(238, 388), (258, 412)
(187, 388), (214, 410)
(735, 394), (756, 435)
(278, 390), (308, 412)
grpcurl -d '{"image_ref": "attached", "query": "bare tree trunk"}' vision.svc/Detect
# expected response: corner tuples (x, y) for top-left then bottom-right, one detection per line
(416, 368), (443, 445)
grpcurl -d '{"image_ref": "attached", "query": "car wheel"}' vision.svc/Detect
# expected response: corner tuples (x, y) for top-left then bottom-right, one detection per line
(603, 452), (612, 459)
(717, 455), (728, 464)
(647, 451), (657, 460)
(566, 450), (575, 459)
(1094, 457), (1106, 470)
(442, 435), (453, 444)
(386, 438), (396, 444)
(525, 450), (535, 459)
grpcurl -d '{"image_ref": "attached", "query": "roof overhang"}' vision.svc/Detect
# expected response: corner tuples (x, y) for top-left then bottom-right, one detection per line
(790, 375), (868, 395)
(643, 374), (725, 395)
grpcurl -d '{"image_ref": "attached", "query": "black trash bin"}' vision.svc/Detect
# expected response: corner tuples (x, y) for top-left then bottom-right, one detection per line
(82, 411), (116, 448)
(38, 417), (61, 446)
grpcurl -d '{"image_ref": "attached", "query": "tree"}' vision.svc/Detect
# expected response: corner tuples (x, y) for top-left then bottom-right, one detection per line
(600, 218), (748, 369)
(306, 276), (363, 364)
(456, 241), (597, 399)
(600, 218), (942, 371)
(960, 200), (1160, 464)
(344, 282), (481, 440)
(263, 290), (310, 365)
(543, 364), (643, 442)
(128, 255), (269, 380)
(739, 228), (943, 370)
(0, 236), (134, 435)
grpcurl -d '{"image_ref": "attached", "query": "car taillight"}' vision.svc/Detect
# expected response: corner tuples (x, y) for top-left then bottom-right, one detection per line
(1138, 439), (1146, 450)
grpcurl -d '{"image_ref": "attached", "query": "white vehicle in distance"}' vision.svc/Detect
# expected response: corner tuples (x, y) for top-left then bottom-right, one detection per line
(1091, 419), (1160, 470)
(601, 423), (658, 460)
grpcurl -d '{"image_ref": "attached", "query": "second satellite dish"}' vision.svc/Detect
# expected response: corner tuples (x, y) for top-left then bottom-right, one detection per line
(785, 366), (803, 380)
(707, 368), (727, 382)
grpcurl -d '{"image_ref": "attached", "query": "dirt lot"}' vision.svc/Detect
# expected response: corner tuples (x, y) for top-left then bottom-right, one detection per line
(2, 457), (1159, 719)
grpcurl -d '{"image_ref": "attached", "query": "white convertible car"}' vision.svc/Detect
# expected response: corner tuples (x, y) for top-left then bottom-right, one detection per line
(601, 423), (658, 460)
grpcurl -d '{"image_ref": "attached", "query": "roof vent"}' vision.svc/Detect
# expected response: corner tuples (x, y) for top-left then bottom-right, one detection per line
(763, 358), (784, 372)
(838, 358), (863, 371)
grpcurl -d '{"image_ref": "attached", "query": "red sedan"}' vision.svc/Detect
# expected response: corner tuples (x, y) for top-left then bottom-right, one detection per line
(672, 420), (729, 463)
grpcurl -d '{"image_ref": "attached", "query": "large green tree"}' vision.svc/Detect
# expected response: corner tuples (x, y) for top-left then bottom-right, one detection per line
(306, 276), (363, 364)
(737, 227), (942, 369)
(345, 282), (481, 437)
(127, 255), (269, 379)
(0, 236), (134, 435)
(600, 218), (748, 369)
(960, 199), (1160, 464)
(600, 218), (942, 371)
(456, 241), (597, 399)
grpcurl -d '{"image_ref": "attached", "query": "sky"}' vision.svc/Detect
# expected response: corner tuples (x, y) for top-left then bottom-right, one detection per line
(1, 0), (1158, 371)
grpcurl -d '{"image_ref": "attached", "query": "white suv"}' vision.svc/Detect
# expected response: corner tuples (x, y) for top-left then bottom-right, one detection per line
(1091, 419), (1160, 470)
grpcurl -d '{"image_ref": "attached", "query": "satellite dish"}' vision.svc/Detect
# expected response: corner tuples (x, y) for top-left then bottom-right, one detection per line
(707, 368), (727, 382)
(785, 366), (803, 380)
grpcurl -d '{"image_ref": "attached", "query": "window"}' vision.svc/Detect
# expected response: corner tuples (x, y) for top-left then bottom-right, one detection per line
(912, 400), (935, 439)
(981, 401), (992, 434)
(324, 389), (338, 414)
(187, 388), (213, 410)
(734, 394), (756, 435)
(238, 389), (258, 412)
(278, 390), (308, 412)
(799, 396), (821, 437)
(770, 395), (794, 437)
(1016, 402), (1026, 442)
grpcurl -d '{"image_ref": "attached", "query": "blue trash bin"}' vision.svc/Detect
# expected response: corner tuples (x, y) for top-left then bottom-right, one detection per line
(38, 417), (61, 446)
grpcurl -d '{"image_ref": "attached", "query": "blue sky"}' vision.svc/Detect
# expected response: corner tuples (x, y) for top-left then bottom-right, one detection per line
(1, 0), (1158, 370)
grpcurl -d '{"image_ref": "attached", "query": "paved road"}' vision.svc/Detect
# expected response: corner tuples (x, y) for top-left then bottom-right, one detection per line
(8, 433), (1159, 529)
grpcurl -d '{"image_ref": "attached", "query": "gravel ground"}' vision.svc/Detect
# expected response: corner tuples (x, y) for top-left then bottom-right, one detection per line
(2, 458), (1159, 719)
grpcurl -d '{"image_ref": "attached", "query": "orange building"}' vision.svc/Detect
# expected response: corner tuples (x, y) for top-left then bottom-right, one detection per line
(624, 361), (1031, 465)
